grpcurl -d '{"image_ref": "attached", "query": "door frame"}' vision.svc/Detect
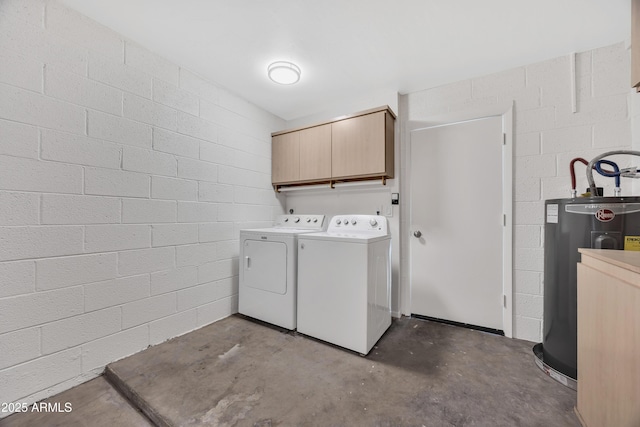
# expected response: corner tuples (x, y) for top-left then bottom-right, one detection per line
(404, 103), (513, 338)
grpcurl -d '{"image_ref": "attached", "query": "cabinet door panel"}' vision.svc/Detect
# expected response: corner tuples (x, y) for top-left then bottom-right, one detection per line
(272, 132), (299, 184)
(331, 111), (386, 179)
(299, 124), (331, 181)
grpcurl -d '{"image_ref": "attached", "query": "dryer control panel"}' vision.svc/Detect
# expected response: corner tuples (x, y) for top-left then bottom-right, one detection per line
(273, 214), (326, 230)
(328, 215), (388, 235)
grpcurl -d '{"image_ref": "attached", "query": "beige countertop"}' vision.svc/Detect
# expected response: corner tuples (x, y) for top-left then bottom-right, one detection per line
(579, 248), (640, 273)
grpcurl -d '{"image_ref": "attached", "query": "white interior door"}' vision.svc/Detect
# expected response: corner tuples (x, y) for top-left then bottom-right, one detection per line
(410, 116), (505, 331)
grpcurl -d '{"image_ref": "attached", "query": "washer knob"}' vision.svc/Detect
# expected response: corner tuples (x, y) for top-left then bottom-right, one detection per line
(294, 217), (300, 223)
(344, 219), (350, 225)
(284, 218), (289, 222)
(370, 218), (378, 227)
(306, 218), (311, 223)
(313, 218), (318, 223)
(351, 218), (357, 225)
(336, 219), (341, 225)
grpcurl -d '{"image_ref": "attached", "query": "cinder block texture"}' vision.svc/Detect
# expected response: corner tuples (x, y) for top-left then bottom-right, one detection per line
(0, 287), (84, 334)
(41, 307), (122, 354)
(36, 253), (118, 291)
(0, 261), (35, 298)
(41, 194), (121, 225)
(0, 47), (43, 92)
(41, 129), (122, 169)
(84, 167), (150, 198)
(0, 327), (41, 370)
(0, 191), (39, 225)
(124, 92), (178, 130)
(0, 0), (283, 414)
(84, 275), (150, 312)
(0, 83), (85, 133)
(85, 224), (151, 253)
(149, 309), (198, 345)
(403, 41), (632, 343)
(0, 154), (83, 194)
(0, 119), (38, 159)
(45, 65), (123, 115)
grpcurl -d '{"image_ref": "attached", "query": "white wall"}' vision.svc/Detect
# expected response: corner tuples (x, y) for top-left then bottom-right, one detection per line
(0, 0), (285, 411)
(401, 42), (633, 342)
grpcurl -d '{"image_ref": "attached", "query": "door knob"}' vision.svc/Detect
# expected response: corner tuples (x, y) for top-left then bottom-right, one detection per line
(413, 231), (422, 238)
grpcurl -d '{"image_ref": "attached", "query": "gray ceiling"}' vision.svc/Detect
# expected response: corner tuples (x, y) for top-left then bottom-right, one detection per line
(58, 0), (631, 121)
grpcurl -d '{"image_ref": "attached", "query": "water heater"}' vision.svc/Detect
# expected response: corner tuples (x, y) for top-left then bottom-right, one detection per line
(535, 196), (640, 388)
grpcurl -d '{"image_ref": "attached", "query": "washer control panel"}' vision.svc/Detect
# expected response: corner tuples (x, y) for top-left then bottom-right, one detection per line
(327, 215), (388, 234)
(274, 214), (325, 229)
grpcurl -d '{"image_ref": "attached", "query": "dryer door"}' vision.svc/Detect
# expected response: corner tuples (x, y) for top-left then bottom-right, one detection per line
(243, 239), (287, 294)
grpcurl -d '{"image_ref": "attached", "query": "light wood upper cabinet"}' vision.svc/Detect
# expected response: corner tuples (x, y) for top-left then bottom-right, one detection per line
(272, 131), (300, 184)
(299, 124), (331, 182)
(271, 124), (331, 185)
(331, 110), (393, 180)
(271, 106), (395, 188)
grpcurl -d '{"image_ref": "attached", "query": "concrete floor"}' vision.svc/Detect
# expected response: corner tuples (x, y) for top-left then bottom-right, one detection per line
(1, 315), (579, 427)
(0, 375), (152, 427)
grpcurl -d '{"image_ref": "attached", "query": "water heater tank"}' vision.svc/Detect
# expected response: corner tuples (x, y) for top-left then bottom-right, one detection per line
(535, 197), (640, 388)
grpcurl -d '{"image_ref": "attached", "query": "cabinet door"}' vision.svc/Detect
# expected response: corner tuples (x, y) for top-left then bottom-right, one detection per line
(331, 111), (386, 179)
(272, 131), (299, 184)
(299, 124), (331, 181)
(577, 262), (640, 427)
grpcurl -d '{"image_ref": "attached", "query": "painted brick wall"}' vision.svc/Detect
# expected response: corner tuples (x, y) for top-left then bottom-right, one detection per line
(401, 42), (633, 342)
(0, 0), (284, 410)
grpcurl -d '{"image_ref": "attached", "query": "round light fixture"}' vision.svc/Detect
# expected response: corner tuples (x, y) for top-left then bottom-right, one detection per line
(268, 61), (301, 85)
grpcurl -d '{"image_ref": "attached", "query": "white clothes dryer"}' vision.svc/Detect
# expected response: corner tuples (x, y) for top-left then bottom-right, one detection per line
(297, 215), (391, 355)
(239, 214), (326, 330)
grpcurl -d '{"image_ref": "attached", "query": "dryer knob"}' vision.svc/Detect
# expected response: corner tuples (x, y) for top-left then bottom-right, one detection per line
(306, 218), (311, 223)
(336, 219), (341, 225)
(284, 218), (289, 222)
(344, 219), (350, 225)
(369, 218), (378, 227)
(313, 218), (318, 223)
(351, 219), (357, 225)
(294, 217), (300, 223)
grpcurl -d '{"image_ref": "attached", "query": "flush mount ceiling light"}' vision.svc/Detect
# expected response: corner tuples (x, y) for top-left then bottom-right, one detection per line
(268, 61), (301, 85)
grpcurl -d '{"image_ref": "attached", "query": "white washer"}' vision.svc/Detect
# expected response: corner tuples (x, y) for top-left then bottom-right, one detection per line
(239, 214), (326, 330)
(297, 215), (391, 355)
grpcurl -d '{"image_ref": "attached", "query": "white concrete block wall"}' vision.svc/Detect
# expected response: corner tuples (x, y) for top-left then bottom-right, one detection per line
(0, 0), (284, 413)
(402, 42), (633, 342)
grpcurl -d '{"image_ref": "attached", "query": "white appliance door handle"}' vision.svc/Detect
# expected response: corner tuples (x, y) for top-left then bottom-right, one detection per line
(245, 256), (251, 269)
